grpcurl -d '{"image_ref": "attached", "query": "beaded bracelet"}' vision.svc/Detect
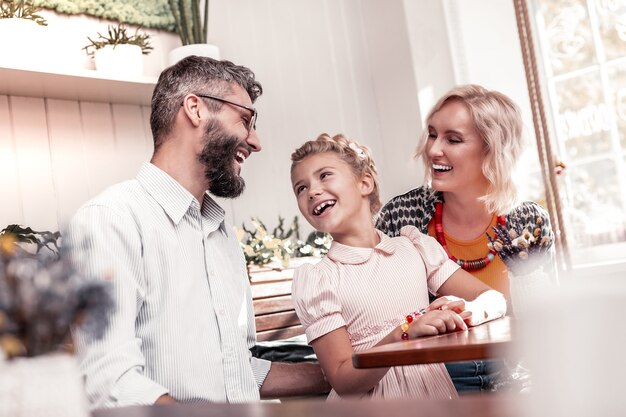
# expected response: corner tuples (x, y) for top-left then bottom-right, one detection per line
(400, 308), (427, 340)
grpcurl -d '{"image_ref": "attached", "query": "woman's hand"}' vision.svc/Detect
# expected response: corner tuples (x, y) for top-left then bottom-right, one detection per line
(408, 309), (469, 338)
(426, 295), (466, 314)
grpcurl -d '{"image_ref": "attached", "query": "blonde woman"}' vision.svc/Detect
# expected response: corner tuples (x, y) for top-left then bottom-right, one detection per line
(376, 84), (555, 393)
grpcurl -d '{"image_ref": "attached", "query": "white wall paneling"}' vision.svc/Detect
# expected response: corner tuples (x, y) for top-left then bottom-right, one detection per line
(46, 99), (91, 229)
(79, 102), (121, 198)
(8, 96), (58, 230)
(0, 0), (534, 238)
(110, 104), (153, 181)
(0, 96), (23, 225)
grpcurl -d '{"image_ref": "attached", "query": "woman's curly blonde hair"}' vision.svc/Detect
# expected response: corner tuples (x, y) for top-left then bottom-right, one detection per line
(291, 133), (381, 214)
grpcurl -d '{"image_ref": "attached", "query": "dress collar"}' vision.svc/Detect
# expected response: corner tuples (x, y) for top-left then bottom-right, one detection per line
(326, 229), (396, 265)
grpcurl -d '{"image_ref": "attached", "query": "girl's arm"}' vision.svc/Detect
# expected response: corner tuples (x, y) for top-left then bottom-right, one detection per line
(436, 268), (491, 300)
(311, 310), (468, 396)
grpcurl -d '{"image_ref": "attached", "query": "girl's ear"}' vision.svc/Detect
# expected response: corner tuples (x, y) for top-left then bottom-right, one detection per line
(359, 173), (375, 197)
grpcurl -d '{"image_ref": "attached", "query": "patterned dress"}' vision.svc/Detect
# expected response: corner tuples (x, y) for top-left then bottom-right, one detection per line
(292, 226), (459, 400)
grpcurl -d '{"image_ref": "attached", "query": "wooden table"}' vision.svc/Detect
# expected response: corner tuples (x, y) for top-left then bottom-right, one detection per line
(353, 316), (513, 368)
(93, 395), (522, 417)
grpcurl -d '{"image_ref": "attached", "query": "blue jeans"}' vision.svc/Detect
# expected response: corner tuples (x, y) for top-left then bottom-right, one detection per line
(445, 360), (505, 394)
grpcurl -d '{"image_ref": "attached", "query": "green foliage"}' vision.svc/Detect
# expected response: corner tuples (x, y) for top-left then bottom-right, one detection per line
(235, 216), (332, 268)
(0, 224), (60, 256)
(33, 0), (176, 31)
(168, 0), (208, 45)
(82, 23), (153, 57)
(0, 0), (48, 25)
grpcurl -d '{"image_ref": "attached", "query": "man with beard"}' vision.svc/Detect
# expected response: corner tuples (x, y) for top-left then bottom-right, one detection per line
(65, 56), (329, 409)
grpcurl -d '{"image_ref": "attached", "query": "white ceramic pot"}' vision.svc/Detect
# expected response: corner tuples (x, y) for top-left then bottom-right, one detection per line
(94, 44), (143, 77)
(0, 18), (48, 69)
(168, 43), (221, 66)
(0, 353), (89, 417)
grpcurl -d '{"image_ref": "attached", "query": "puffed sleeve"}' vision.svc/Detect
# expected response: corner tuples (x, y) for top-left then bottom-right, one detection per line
(399, 226), (460, 294)
(291, 262), (346, 344)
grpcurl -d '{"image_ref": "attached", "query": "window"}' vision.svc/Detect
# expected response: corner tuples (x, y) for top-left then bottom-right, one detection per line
(531, 0), (626, 265)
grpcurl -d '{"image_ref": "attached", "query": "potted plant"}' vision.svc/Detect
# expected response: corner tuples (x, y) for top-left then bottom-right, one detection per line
(83, 23), (153, 77)
(167, 0), (220, 65)
(0, 0), (47, 25)
(0, 0), (48, 67)
(0, 225), (113, 416)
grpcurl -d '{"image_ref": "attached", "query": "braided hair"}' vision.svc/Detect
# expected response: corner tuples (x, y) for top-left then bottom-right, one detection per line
(291, 133), (381, 214)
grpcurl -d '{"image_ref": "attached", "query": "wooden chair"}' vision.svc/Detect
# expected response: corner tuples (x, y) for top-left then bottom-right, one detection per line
(249, 265), (305, 342)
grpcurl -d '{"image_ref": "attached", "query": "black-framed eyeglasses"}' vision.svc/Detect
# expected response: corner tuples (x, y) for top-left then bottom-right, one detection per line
(196, 94), (258, 132)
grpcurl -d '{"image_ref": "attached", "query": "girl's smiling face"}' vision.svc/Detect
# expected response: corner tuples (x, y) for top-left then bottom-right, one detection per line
(291, 152), (373, 241)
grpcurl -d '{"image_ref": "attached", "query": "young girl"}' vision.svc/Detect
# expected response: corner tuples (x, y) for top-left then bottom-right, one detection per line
(289, 133), (507, 400)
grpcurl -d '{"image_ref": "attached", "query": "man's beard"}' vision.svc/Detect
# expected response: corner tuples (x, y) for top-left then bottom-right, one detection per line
(199, 120), (246, 198)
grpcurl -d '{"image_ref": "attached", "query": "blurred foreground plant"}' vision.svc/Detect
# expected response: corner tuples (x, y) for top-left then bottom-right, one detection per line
(0, 226), (112, 359)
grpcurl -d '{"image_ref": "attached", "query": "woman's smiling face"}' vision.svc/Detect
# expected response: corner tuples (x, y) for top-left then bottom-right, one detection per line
(425, 100), (489, 196)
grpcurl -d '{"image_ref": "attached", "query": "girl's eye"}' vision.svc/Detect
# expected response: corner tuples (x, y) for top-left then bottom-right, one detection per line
(428, 132), (437, 139)
(295, 185), (306, 195)
(447, 136), (462, 144)
(320, 171), (332, 180)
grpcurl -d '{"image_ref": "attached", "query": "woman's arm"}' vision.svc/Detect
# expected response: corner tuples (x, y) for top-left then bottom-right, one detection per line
(435, 269), (507, 325)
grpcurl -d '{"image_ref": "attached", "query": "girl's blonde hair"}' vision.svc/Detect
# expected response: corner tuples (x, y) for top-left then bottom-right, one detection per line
(291, 133), (381, 214)
(415, 84), (524, 215)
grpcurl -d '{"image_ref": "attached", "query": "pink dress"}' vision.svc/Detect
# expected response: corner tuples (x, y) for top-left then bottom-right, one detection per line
(292, 226), (460, 400)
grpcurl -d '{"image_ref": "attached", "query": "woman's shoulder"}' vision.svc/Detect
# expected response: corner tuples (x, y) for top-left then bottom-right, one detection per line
(506, 201), (551, 227)
(505, 201), (555, 247)
(376, 186), (442, 235)
(380, 186), (440, 210)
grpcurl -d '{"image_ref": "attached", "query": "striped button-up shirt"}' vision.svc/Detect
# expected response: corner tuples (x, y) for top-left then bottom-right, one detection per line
(66, 162), (270, 409)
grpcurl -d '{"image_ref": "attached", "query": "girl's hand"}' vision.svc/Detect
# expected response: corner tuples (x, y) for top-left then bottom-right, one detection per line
(427, 295), (466, 314)
(408, 309), (469, 338)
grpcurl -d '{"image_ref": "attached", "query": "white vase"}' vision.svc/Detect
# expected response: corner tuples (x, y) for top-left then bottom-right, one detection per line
(508, 267), (552, 317)
(94, 44), (144, 78)
(0, 18), (49, 69)
(168, 43), (221, 66)
(0, 353), (89, 417)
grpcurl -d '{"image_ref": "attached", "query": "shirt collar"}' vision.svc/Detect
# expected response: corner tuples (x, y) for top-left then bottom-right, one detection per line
(137, 162), (227, 235)
(200, 193), (227, 236)
(326, 229), (396, 265)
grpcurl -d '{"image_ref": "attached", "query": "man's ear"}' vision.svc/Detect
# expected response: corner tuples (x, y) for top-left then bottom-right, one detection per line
(359, 173), (375, 197)
(181, 94), (203, 128)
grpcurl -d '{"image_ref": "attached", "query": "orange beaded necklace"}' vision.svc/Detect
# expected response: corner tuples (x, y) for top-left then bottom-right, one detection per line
(434, 202), (506, 271)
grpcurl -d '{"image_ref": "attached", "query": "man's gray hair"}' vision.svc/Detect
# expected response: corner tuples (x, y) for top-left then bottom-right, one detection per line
(150, 55), (262, 149)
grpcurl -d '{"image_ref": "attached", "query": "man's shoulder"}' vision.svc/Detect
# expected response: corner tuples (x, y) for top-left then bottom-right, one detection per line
(82, 179), (144, 209)
(72, 179), (149, 221)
